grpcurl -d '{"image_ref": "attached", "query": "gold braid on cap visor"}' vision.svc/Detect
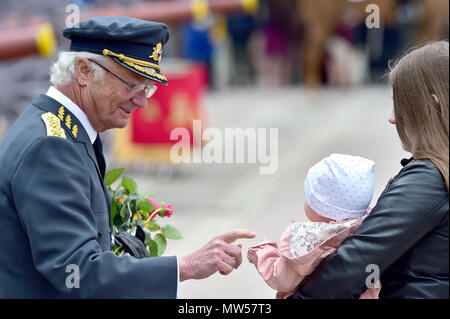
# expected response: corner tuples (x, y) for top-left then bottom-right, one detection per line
(102, 49), (167, 82)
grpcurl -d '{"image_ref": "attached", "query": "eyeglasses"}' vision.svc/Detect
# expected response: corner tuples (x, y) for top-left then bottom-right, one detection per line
(89, 59), (158, 99)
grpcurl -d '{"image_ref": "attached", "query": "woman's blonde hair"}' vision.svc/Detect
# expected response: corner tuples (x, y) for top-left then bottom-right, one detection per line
(389, 41), (449, 191)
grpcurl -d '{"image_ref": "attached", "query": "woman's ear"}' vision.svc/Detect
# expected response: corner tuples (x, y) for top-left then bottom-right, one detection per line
(75, 57), (91, 86)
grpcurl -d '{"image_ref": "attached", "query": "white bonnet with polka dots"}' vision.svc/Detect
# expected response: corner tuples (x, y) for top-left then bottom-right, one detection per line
(304, 154), (375, 221)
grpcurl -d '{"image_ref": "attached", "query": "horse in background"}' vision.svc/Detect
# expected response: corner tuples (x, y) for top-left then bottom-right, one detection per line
(298, 0), (449, 88)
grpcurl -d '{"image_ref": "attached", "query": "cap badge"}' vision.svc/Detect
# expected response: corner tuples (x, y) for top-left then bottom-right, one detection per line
(150, 42), (162, 62)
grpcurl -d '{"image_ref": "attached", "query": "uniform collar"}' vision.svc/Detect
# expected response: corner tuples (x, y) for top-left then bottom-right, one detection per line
(46, 86), (98, 144)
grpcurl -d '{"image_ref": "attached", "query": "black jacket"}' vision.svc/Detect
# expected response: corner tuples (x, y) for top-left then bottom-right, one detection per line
(290, 158), (449, 299)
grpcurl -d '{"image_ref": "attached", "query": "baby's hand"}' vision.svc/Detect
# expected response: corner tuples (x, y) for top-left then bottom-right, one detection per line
(248, 237), (273, 265)
(247, 248), (257, 265)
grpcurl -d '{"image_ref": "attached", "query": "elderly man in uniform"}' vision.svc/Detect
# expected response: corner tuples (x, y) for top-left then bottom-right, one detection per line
(0, 16), (255, 298)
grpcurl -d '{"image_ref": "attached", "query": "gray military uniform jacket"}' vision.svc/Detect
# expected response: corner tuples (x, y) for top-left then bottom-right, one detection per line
(0, 94), (177, 298)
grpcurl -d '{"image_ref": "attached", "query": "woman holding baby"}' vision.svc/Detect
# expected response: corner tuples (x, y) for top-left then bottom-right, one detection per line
(248, 41), (449, 298)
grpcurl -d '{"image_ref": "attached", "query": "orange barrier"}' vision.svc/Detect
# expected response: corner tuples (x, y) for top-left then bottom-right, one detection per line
(82, 0), (259, 23)
(0, 23), (56, 61)
(0, 0), (259, 61)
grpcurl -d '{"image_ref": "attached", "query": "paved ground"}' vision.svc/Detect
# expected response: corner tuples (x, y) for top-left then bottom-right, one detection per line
(103, 85), (409, 299)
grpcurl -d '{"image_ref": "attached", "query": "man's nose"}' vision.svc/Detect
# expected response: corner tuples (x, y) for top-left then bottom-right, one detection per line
(131, 91), (148, 108)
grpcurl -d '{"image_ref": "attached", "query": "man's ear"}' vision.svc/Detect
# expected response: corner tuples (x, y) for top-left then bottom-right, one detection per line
(75, 57), (91, 86)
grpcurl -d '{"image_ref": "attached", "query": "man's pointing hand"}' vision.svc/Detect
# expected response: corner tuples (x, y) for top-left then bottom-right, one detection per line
(179, 229), (256, 281)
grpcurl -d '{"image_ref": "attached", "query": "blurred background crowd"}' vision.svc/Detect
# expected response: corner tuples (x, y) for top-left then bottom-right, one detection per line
(0, 0), (448, 136)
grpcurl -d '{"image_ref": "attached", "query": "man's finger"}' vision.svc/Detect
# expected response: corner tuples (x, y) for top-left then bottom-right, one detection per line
(220, 251), (236, 268)
(219, 229), (256, 244)
(223, 244), (243, 269)
(217, 259), (234, 275)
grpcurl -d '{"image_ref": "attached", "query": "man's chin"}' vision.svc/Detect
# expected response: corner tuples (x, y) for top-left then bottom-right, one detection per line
(115, 118), (130, 129)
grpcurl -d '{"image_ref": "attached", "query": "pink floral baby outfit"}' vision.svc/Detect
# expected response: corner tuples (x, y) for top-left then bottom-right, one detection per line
(248, 215), (380, 299)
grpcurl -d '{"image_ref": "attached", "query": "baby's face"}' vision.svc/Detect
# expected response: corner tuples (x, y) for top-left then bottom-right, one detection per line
(304, 202), (334, 223)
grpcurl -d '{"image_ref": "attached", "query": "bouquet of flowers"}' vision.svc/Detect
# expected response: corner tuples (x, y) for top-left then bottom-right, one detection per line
(105, 168), (182, 258)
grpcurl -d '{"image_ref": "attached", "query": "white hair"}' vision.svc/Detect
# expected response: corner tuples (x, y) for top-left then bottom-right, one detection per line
(49, 51), (109, 86)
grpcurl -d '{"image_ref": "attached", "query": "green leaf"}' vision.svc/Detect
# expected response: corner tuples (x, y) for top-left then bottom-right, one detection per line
(148, 239), (158, 257)
(162, 224), (182, 240)
(143, 227), (152, 246)
(105, 168), (124, 186)
(147, 220), (160, 231)
(119, 204), (127, 220)
(153, 234), (167, 256)
(112, 213), (123, 229)
(122, 176), (138, 194)
(138, 200), (155, 214)
(110, 199), (117, 220)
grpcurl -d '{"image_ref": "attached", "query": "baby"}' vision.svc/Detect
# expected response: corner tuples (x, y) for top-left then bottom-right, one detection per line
(248, 153), (380, 299)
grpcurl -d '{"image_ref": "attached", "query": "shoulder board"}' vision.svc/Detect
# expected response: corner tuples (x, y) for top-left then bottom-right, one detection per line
(41, 112), (67, 139)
